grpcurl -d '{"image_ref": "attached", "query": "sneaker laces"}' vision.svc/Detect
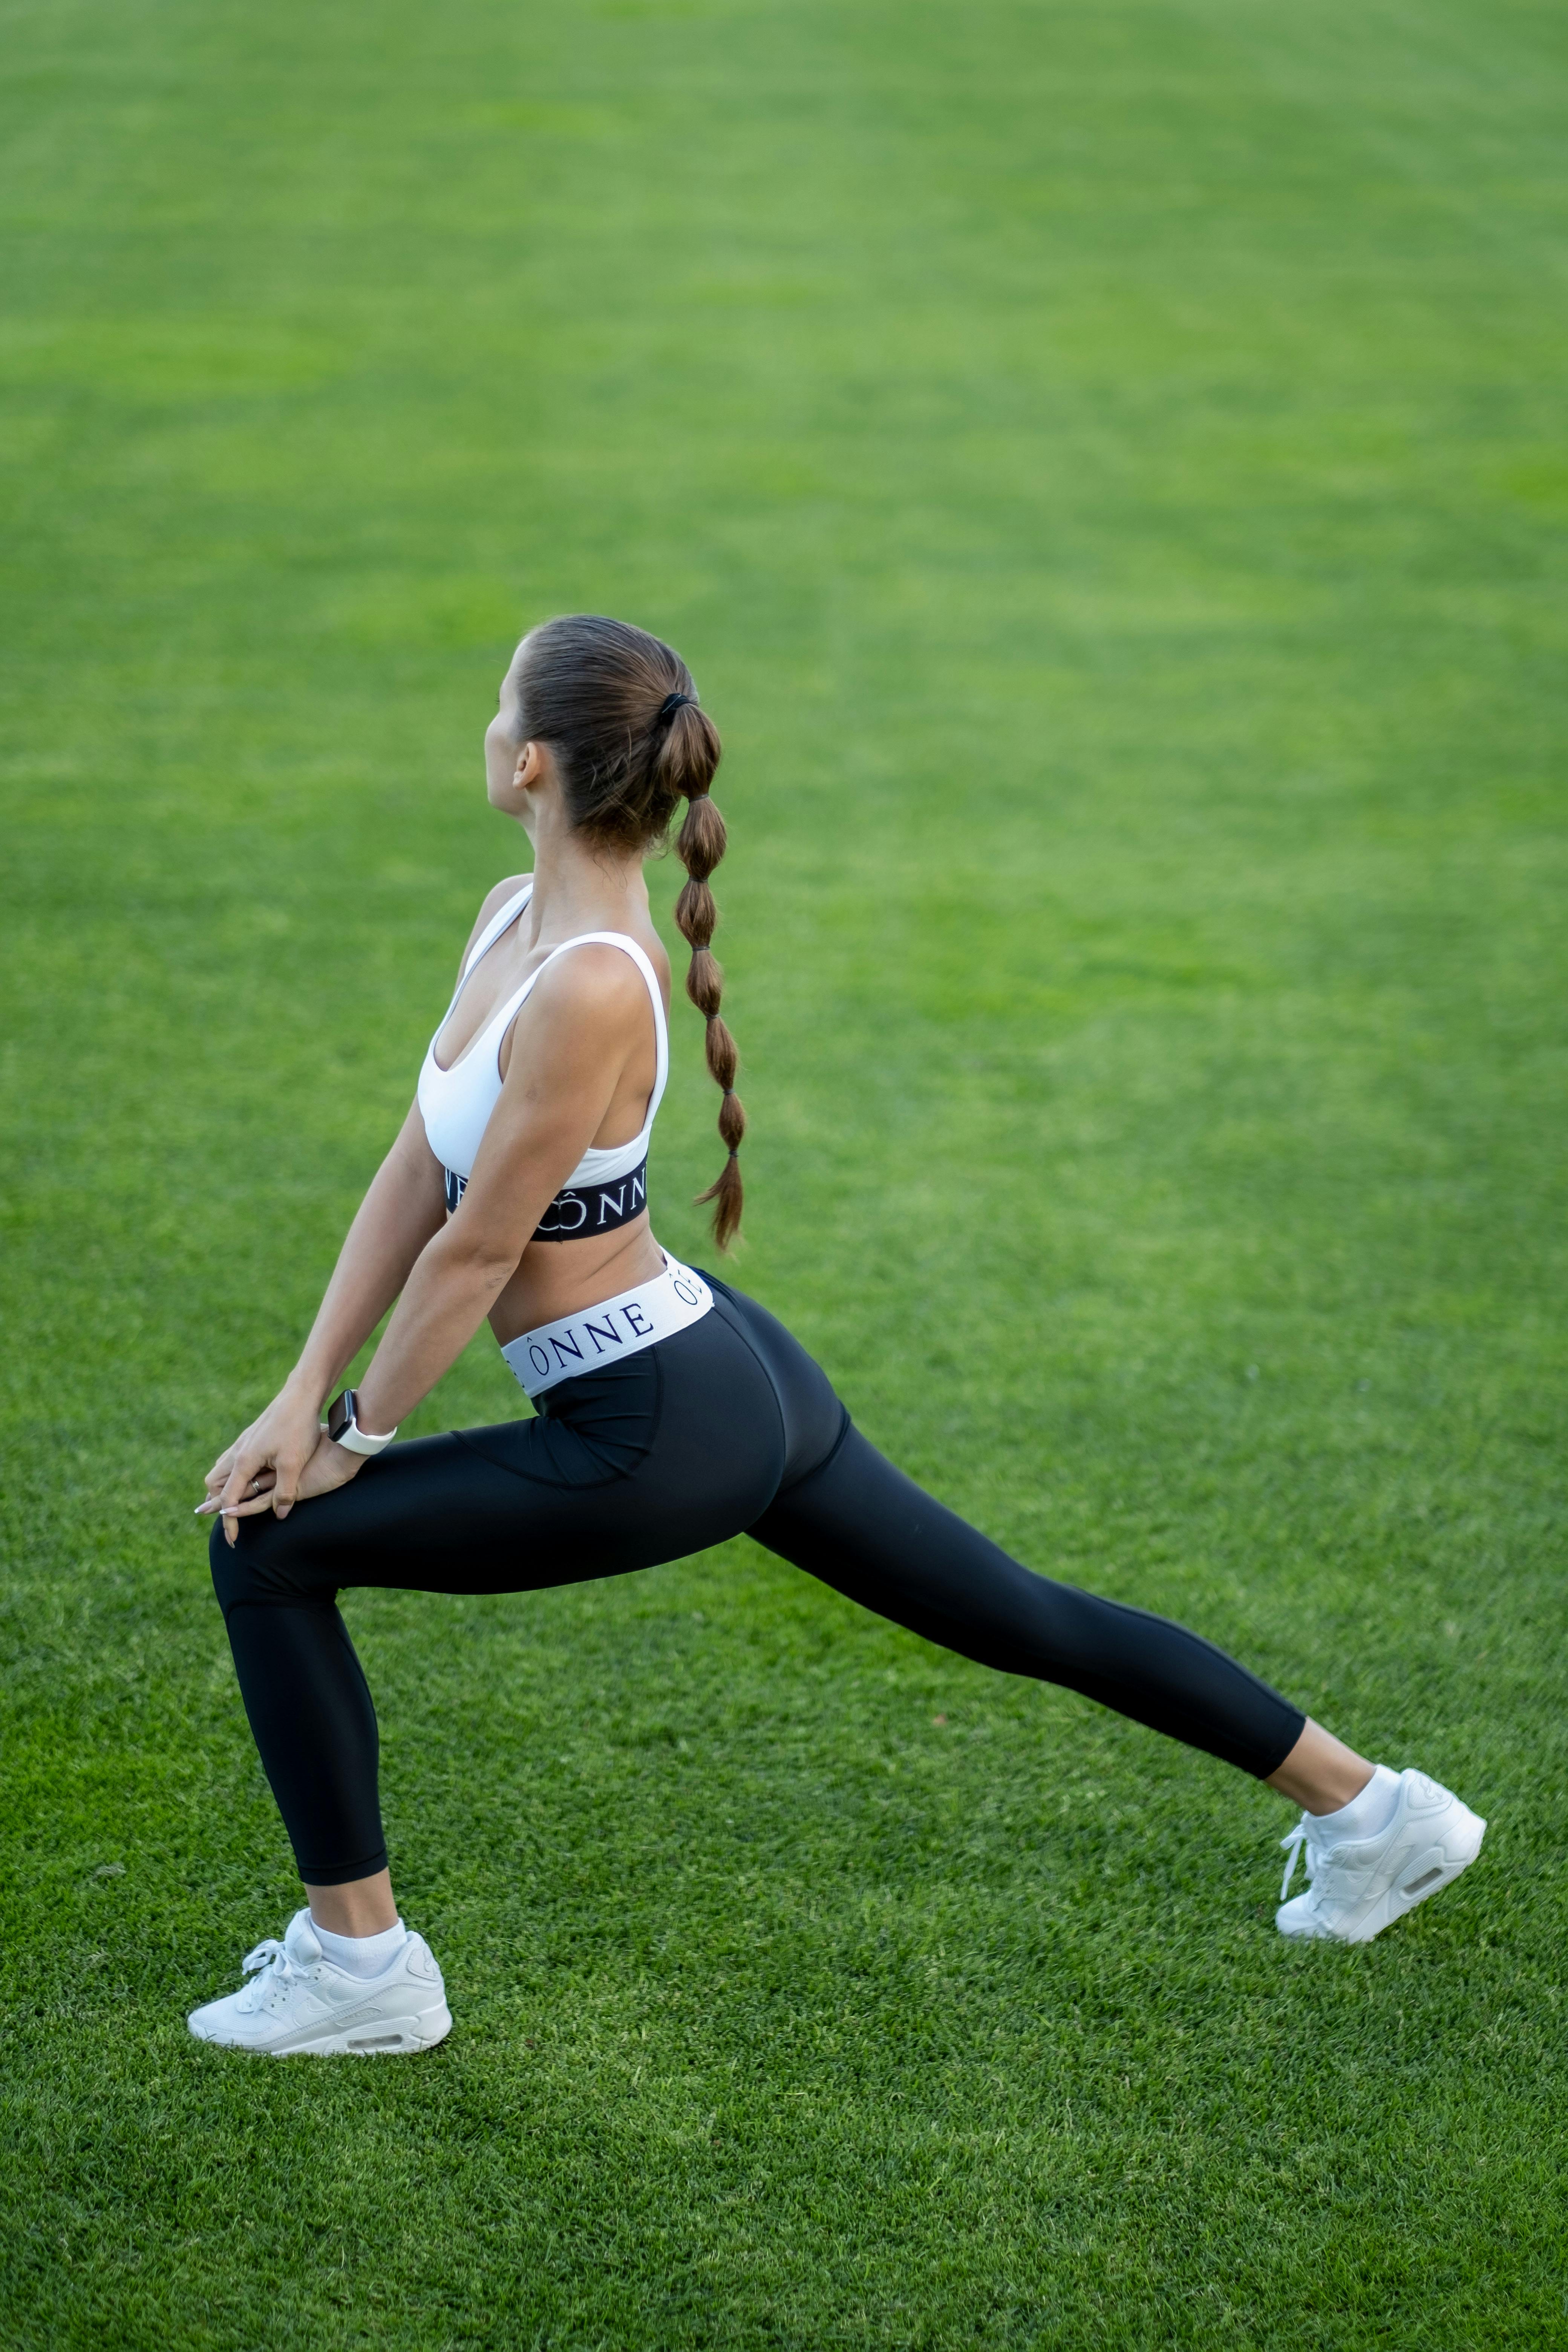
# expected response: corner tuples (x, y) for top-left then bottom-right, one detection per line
(237, 1937), (310, 2009)
(242, 1936), (304, 1980)
(1279, 1818), (1318, 1902)
(1280, 1817), (1371, 1908)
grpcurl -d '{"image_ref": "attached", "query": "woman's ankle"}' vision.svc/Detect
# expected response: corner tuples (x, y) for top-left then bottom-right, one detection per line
(305, 1868), (399, 1937)
(1265, 1719), (1377, 1814)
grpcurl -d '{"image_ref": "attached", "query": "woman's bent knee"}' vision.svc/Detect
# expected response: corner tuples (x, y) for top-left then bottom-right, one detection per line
(208, 1512), (322, 1614)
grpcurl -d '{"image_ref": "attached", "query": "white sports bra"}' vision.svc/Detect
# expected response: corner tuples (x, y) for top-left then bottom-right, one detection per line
(416, 877), (669, 1243)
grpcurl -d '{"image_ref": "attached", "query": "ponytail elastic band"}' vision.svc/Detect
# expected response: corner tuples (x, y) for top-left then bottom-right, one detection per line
(656, 691), (694, 726)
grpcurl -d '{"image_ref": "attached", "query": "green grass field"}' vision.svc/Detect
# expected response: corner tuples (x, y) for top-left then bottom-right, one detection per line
(3, 0), (1566, 2342)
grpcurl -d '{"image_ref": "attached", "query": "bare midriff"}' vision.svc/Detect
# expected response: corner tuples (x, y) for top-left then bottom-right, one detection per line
(487, 1217), (668, 1349)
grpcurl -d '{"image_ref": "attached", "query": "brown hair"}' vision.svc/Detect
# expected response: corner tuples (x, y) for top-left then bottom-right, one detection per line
(516, 614), (744, 1247)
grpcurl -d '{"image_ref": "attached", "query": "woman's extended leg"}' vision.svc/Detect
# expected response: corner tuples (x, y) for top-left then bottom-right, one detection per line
(749, 1422), (1403, 1807)
(745, 1421), (1488, 1937)
(720, 1275), (1443, 1827)
(748, 1419), (1309, 1778)
(717, 1280), (1485, 1941)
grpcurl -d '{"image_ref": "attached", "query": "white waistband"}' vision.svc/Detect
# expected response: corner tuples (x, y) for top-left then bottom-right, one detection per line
(499, 1254), (713, 1399)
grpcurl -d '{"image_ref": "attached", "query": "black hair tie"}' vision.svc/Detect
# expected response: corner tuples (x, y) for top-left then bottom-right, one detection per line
(656, 691), (693, 727)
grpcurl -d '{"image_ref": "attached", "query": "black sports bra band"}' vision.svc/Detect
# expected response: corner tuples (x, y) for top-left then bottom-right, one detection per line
(444, 1158), (649, 1242)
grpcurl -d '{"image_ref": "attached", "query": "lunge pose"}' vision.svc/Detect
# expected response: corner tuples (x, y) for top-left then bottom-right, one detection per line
(192, 616), (1484, 2055)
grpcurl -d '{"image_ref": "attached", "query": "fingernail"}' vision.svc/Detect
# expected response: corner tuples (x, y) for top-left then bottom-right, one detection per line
(276, 1504), (290, 1518)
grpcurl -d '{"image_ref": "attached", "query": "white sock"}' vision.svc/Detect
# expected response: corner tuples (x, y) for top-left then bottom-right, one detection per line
(312, 1917), (409, 1978)
(1308, 1763), (1401, 1842)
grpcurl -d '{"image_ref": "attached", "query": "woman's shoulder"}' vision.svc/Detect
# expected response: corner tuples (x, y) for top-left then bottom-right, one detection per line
(455, 873), (533, 975)
(472, 871), (534, 928)
(521, 929), (672, 1040)
(535, 928), (667, 1006)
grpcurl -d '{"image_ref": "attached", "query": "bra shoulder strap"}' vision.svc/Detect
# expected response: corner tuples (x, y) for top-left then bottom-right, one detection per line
(460, 876), (534, 982)
(505, 931), (669, 1112)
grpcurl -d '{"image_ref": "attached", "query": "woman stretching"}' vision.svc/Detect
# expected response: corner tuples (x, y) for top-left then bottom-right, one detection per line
(192, 616), (1485, 2055)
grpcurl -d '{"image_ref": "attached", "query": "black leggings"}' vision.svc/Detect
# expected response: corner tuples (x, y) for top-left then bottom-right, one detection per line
(211, 1276), (1306, 1883)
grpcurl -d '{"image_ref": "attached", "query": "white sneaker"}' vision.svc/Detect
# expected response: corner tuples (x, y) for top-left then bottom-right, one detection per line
(188, 1908), (452, 2055)
(1276, 1769), (1486, 1944)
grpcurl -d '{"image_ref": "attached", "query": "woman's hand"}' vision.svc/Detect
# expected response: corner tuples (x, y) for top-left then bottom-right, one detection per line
(197, 1386), (334, 1547)
(290, 1432), (369, 1507)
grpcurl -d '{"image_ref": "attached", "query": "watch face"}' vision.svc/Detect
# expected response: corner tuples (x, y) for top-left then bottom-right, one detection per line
(328, 1390), (354, 1445)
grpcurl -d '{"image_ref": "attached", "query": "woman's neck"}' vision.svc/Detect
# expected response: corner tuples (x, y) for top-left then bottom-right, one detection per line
(519, 806), (648, 945)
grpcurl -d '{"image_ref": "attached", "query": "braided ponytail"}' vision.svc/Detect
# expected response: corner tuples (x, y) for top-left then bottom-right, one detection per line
(665, 712), (744, 1247)
(516, 615), (745, 1248)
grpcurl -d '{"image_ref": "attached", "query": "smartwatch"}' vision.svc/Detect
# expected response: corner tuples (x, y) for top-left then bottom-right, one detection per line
(326, 1389), (398, 1457)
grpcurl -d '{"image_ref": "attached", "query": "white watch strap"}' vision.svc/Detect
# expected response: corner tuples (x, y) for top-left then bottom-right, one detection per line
(334, 1396), (398, 1456)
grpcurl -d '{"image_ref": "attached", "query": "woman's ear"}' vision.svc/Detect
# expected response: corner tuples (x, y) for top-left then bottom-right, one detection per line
(514, 740), (544, 793)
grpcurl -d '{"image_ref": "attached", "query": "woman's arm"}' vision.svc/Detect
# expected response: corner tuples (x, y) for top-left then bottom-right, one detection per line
(199, 1101), (446, 1518)
(288, 1099), (449, 1402)
(207, 948), (647, 1531)
(201, 880), (531, 1526)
